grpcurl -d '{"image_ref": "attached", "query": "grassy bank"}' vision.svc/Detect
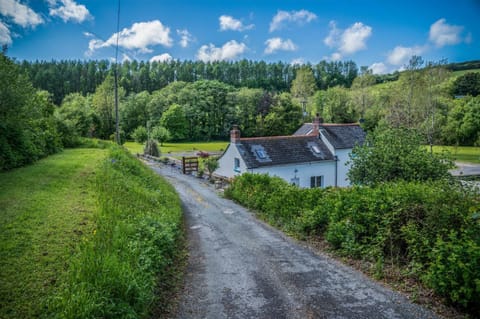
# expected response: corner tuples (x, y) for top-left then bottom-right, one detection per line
(0, 148), (107, 318)
(0, 145), (184, 318)
(49, 145), (183, 318)
(124, 141), (228, 155)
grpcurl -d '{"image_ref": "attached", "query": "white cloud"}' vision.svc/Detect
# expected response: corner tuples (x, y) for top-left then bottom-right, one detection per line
(264, 37), (297, 54)
(197, 40), (247, 62)
(48, 0), (91, 23)
(177, 29), (193, 48)
(369, 62), (388, 75)
(330, 52), (342, 61)
(0, 21), (12, 45)
(150, 53), (173, 63)
(0, 0), (43, 28)
(88, 20), (172, 55)
(324, 21), (372, 55)
(219, 15), (254, 31)
(387, 45), (425, 66)
(290, 58), (305, 65)
(429, 18), (464, 47)
(269, 9), (317, 32)
(324, 21), (340, 48)
(339, 22), (372, 54)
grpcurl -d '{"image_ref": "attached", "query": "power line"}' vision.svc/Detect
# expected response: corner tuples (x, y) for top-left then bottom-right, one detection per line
(114, 0), (121, 144)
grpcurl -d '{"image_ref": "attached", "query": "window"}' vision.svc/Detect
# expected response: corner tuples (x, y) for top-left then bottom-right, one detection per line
(310, 176), (323, 188)
(311, 145), (321, 154)
(234, 157), (240, 172)
(255, 149), (267, 159)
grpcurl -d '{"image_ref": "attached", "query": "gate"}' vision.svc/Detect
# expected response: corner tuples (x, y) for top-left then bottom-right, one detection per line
(182, 156), (199, 174)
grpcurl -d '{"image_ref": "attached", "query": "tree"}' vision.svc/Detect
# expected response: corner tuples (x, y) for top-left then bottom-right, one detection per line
(291, 67), (317, 116)
(320, 86), (358, 123)
(443, 96), (480, 146)
(91, 75), (125, 139)
(263, 92), (302, 136)
(131, 126), (148, 143)
(452, 72), (480, 97)
(350, 67), (376, 119)
(151, 126), (171, 146)
(348, 128), (452, 185)
(160, 104), (188, 140)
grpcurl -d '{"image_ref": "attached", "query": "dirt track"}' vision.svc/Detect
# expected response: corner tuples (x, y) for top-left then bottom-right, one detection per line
(148, 162), (438, 319)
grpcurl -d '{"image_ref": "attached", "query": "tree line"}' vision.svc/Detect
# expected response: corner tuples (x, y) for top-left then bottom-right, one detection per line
(18, 59), (359, 105)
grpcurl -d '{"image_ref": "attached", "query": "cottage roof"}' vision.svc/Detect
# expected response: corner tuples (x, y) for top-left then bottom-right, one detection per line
(294, 122), (365, 149)
(319, 124), (366, 149)
(235, 135), (334, 169)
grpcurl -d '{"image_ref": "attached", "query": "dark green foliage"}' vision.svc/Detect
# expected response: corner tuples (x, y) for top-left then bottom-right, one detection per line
(348, 128), (452, 185)
(452, 72), (480, 97)
(0, 54), (64, 171)
(18, 59), (359, 105)
(225, 173), (480, 312)
(50, 146), (183, 318)
(443, 96), (480, 146)
(143, 139), (160, 157)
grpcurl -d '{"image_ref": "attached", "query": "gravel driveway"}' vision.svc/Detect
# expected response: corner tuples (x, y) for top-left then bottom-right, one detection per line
(147, 161), (438, 319)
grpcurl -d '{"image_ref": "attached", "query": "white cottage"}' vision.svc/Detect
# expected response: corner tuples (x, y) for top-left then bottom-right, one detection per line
(215, 116), (365, 188)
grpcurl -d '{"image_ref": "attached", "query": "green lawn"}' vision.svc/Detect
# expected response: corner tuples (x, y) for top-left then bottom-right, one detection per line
(431, 145), (480, 164)
(0, 148), (107, 318)
(124, 141), (229, 155)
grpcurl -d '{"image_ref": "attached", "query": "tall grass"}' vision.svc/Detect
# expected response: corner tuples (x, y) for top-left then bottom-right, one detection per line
(0, 148), (106, 318)
(49, 146), (183, 318)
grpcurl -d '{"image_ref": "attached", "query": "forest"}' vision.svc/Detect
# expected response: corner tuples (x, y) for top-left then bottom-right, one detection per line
(2, 53), (480, 171)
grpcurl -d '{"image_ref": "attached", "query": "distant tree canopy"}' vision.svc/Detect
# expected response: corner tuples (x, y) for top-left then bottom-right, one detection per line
(18, 59), (359, 105)
(452, 72), (480, 97)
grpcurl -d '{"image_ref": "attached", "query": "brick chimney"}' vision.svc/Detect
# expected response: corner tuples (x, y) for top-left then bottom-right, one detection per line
(312, 113), (321, 136)
(230, 125), (240, 143)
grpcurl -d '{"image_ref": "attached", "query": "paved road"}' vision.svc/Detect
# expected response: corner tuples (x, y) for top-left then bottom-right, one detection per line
(148, 162), (438, 319)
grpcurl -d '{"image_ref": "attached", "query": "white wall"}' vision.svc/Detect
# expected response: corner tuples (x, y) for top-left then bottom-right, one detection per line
(215, 144), (246, 179)
(253, 161), (336, 188)
(335, 149), (351, 187)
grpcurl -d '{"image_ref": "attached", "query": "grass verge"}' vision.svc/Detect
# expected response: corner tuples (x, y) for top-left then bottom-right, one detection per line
(49, 145), (183, 318)
(0, 148), (107, 318)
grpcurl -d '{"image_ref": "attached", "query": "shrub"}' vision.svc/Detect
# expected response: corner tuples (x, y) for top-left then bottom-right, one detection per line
(131, 126), (148, 143)
(225, 173), (480, 313)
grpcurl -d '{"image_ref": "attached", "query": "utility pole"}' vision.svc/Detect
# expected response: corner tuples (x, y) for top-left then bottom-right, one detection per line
(114, 0), (121, 144)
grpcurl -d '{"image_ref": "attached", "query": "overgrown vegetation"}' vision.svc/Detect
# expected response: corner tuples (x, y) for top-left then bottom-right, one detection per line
(0, 54), (63, 171)
(225, 174), (480, 315)
(348, 128), (452, 185)
(49, 145), (183, 318)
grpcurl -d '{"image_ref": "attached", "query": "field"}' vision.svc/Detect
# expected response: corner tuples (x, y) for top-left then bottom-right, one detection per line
(431, 145), (480, 164)
(124, 141), (229, 155)
(0, 148), (107, 318)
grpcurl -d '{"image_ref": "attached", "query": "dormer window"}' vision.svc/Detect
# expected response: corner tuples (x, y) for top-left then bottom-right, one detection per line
(311, 145), (321, 154)
(255, 149), (267, 159)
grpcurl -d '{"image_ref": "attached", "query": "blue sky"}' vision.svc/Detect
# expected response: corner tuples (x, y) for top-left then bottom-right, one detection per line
(1, 0), (478, 73)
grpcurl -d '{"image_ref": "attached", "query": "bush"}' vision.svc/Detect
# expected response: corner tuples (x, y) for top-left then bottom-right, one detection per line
(225, 173), (480, 313)
(131, 126), (148, 143)
(50, 146), (183, 318)
(348, 128), (452, 185)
